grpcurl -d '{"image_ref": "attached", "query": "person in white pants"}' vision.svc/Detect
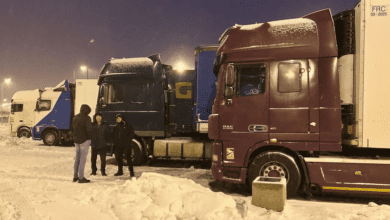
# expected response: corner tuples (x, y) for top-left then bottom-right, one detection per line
(72, 104), (93, 183)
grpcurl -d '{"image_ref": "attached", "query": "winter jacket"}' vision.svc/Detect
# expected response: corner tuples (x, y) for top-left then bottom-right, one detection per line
(112, 120), (135, 148)
(72, 104), (93, 144)
(91, 121), (111, 149)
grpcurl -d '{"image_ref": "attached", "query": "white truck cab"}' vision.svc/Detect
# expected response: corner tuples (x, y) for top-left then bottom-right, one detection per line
(10, 89), (42, 137)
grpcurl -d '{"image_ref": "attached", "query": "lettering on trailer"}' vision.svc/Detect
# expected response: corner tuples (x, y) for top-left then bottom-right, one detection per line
(175, 82), (192, 99)
(371, 5), (387, 16)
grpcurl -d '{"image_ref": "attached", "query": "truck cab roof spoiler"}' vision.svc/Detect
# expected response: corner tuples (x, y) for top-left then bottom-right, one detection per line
(213, 9), (338, 74)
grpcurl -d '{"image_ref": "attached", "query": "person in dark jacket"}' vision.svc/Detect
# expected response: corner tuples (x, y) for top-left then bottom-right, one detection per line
(112, 114), (135, 177)
(90, 112), (111, 176)
(72, 104), (93, 183)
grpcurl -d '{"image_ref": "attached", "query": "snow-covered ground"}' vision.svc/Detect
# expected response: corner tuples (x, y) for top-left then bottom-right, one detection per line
(1, 124), (390, 220)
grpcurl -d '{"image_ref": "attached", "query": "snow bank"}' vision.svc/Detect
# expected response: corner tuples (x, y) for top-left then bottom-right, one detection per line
(80, 172), (390, 220)
(0, 197), (20, 220)
(83, 172), (244, 220)
(2, 123), (390, 220)
(0, 133), (22, 148)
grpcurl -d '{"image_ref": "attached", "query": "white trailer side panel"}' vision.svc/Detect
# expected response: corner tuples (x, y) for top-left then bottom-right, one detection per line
(74, 79), (99, 118)
(356, 0), (390, 148)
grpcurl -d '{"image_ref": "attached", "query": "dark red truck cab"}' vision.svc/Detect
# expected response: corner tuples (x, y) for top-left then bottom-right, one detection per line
(210, 0), (390, 197)
(209, 9), (342, 197)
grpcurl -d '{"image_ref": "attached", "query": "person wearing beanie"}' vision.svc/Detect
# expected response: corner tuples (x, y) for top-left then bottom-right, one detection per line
(90, 112), (111, 176)
(72, 104), (93, 183)
(112, 114), (135, 177)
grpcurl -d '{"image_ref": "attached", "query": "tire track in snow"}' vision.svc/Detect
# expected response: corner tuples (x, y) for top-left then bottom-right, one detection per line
(0, 182), (39, 220)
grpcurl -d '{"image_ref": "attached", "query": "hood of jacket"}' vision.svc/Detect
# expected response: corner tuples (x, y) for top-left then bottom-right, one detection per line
(80, 104), (91, 116)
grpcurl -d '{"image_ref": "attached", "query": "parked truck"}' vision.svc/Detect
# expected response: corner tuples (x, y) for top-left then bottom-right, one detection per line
(96, 45), (218, 165)
(10, 89), (42, 138)
(209, 0), (390, 198)
(32, 79), (99, 145)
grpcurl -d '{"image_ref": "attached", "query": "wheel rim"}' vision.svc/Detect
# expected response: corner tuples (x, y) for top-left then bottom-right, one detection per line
(46, 133), (55, 145)
(20, 131), (29, 137)
(260, 161), (289, 182)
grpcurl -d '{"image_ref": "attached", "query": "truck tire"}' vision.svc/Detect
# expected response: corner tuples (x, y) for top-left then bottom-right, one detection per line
(248, 151), (301, 198)
(42, 131), (59, 146)
(17, 128), (31, 138)
(124, 140), (142, 166)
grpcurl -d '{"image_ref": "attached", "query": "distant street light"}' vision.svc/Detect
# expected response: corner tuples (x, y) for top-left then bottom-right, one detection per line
(176, 63), (185, 72)
(1, 78), (11, 123)
(80, 66), (89, 79)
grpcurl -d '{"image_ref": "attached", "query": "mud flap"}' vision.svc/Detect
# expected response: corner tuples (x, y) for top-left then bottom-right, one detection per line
(298, 155), (313, 200)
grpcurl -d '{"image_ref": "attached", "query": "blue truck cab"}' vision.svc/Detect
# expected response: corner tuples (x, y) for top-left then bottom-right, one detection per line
(32, 80), (75, 145)
(96, 46), (218, 165)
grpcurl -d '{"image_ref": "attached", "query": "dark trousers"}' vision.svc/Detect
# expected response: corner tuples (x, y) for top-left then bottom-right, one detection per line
(115, 145), (134, 175)
(91, 147), (107, 173)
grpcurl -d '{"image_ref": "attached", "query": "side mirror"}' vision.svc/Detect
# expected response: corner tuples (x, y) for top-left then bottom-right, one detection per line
(35, 102), (39, 111)
(100, 97), (107, 108)
(225, 64), (235, 86)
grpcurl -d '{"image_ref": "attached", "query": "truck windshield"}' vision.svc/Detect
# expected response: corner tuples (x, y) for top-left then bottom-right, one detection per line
(11, 104), (23, 113)
(102, 82), (148, 104)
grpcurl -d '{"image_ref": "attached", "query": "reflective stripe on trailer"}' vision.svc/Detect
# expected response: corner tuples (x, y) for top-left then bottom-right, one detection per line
(323, 186), (390, 193)
(304, 157), (390, 164)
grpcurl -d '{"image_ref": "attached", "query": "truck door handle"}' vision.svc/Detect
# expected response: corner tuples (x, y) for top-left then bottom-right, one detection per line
(248, 125), (268, 132)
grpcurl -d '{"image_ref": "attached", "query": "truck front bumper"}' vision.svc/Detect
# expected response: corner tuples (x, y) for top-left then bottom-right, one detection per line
(211, 164), (247, 184)
(31, 127), (41, 140)
(211, 141), (247, 184)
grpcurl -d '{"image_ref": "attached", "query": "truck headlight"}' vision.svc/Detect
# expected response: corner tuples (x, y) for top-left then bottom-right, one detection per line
(213, 154), (218, 161)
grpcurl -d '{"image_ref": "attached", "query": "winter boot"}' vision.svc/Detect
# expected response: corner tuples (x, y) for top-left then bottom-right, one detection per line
(78, 178), (91, 183)
(101, 171), (107, 176)
(91, 170), (97, 175)
(114, 170), (123, 176)
(72, 177), (78, 182)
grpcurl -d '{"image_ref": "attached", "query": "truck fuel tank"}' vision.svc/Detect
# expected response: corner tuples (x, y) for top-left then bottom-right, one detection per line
(153, 138), (212, 160)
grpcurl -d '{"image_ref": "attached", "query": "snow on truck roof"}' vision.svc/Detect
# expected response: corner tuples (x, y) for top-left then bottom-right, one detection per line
(12, 89), (41, 101)
(109, 57), (153, 65)
(217, 9), (338, 62)
(100, 57), (154, 75)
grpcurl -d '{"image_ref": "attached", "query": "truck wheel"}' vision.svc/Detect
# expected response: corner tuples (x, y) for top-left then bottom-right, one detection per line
(43, 131), (59, 146)
(248, 151), (301, 198)
(124, 140), (142, 166)
(17, 128), (31, 138)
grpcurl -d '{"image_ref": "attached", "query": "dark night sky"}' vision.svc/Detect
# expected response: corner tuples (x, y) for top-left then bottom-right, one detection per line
(1, 0), (359, 101)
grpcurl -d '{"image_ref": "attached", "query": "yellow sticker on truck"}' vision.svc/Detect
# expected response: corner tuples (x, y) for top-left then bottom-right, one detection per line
(226, 148), (234, 160)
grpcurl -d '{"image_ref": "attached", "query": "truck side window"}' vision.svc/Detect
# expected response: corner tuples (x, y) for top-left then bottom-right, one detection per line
(37, 100), (51, 111)
(108, 84), (124, 103)
(237, 65), (266, 96)
(101, 84), (108, 104)
(278, 62), (301, 93)
(11, 104), (23, 113)
(128, 82), (147, 103)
